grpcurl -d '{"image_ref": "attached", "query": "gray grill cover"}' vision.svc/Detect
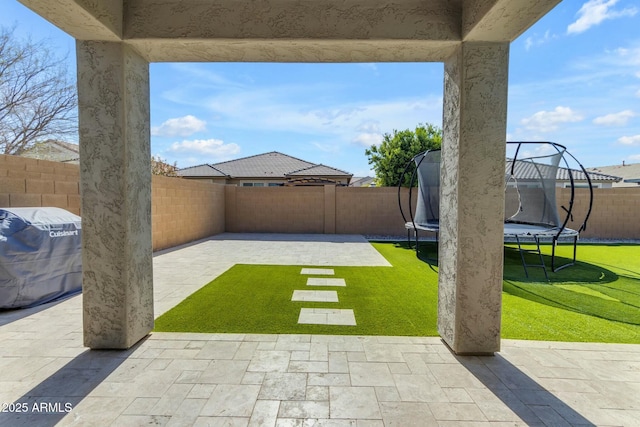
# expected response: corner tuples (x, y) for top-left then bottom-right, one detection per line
(0, 207), (82, 309)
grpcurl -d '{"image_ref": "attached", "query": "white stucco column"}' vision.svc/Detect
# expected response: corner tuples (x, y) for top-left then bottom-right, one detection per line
(438, 42), (509, 355)
(77, 41), (154, 349)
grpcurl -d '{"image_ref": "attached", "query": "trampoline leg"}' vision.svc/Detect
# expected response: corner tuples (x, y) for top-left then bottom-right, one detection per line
(552, 235), (578, 273)
(534, 237), (549, 281)
(515, 235), (549, 281)
(515, 235), (529, 279)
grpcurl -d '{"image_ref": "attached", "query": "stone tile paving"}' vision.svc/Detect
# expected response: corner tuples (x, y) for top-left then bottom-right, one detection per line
(306, 278), (347, 287)
(298, 309), (357, 326)
(301, 268), (335, 276)
(291, 291), (339, 303)
(0, 234), (639, 426)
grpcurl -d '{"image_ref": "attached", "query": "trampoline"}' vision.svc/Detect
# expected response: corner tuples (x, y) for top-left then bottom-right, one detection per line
(398, 141), (594, 279)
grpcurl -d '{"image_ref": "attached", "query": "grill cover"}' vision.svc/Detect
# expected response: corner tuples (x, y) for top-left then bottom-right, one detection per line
(0, 207), (82, 309)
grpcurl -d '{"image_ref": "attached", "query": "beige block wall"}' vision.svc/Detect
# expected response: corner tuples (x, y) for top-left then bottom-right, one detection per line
(0, 154), (80, 214)
(225, 186), (415, 236)
(3, 154), (640, 241)
(151, 175), (225, 250)
(336, 186), (413, 236)
(559, 187), (640, 240)
(0, 154), (225, 251)
(225, 186), (325, 233)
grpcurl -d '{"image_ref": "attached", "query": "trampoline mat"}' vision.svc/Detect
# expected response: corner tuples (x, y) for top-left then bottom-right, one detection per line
(504, 223), (578, 238)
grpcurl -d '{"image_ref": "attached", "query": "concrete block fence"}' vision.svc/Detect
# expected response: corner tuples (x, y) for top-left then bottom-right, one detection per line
(1, 154), (638, 251)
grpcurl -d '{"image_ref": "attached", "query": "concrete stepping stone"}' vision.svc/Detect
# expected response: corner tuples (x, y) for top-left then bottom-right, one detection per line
(298, 308), (356, 326)
(306, 278), (346, 287)
(292, 290), (339, 302)
(301, 268), (335, 275)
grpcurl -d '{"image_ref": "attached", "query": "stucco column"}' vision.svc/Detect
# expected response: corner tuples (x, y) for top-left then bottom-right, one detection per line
(77, 41), (154, 349)
(438, 42), (509, 355)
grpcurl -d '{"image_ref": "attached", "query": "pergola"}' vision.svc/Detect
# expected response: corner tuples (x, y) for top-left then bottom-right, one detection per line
(18, 0), (561, 354)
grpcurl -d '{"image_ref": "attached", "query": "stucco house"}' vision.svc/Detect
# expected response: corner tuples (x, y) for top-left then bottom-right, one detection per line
(588, 162), (640, 187)
(507, 158), (621, 189)
(17, 140), (80, 164)
(349, 176), (376, 187)
(178, 151), (353, 186)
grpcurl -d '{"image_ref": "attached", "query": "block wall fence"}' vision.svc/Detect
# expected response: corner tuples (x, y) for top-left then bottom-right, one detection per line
(2, 154), (639, 251)
(0, 155), (225, 251)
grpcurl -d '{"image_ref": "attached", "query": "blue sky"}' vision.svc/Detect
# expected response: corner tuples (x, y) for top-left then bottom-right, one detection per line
(2, 0), (639, 176)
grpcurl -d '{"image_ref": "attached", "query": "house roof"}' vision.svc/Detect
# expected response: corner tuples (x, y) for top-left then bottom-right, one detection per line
(18, 139), (80, 163)
(349, 176), (375, 187)
(178, 151), (352, 179)
(177, 164), (228, 177)
(587, 163), (640, 186)
(506, 159), (621, 183)
(286, 164), (351, 177)
(285, 177), (344, 186)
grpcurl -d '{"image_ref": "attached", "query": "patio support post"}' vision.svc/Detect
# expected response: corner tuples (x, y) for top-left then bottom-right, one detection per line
(77, 41), (154, 349)
(438, 42), (509, 355)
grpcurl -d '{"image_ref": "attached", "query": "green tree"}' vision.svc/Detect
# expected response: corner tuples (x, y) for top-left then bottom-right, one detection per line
(365, 124), (442, 187)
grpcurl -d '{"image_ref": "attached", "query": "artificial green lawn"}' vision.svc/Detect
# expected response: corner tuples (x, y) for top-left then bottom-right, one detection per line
(154, 242), (640, 343)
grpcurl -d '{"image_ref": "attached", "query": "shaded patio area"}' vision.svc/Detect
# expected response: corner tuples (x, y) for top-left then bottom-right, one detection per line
(1, 234), (639, 426)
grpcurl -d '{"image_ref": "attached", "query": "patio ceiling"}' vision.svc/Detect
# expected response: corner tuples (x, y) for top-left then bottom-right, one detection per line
(18, 0), (559, 62)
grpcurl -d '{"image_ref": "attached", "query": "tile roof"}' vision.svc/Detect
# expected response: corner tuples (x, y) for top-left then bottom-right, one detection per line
(286, 164), (352, 177)
(506, 159), (621, 183)
(18, 139), (80, 163)
(177, 164), (228, 177)
(178, 151), (352, 178)
(587, 163), (640, 182)
(349, 176), (375, 187)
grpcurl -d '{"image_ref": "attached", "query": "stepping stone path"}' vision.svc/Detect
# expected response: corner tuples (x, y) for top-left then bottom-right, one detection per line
(300, 268), (334, 275)
(298, 308), (357, 326)
(306, 278), (346, 287)
(295, 268), (356, 326)
(292, 290), (338, 302)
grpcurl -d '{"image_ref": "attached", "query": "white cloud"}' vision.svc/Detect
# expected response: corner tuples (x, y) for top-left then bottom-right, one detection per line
(167, 138), (241, 158)
(352, 133), (383, 147)
(202, 87), (442, 144)
(629, 154), (640, 161)
(637, 89), (640, 97)
(593, 110), (636, 126)
(611, 47), (640, 67)
(524, 30), (557, 51)
(520, 106), (584, 132)
(312, 142), (341, 153)
(618, 135), (640, 145)
(567, 0), (638, 34)
(151, 115), (207, 137)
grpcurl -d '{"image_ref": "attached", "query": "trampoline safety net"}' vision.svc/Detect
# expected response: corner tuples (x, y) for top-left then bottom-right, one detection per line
(504, 145), (564, 228)
(413, 150), (441, 227)
(0, 207), (82, 309)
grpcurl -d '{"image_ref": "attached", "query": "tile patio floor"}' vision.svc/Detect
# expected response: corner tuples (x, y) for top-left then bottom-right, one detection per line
(0, 233), (639, 426)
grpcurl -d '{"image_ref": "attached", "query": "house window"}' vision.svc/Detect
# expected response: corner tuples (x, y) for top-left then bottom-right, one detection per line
(268, 183), (284, 187)
(563, 183), (601, 189)
(242, 183), (253, 187)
